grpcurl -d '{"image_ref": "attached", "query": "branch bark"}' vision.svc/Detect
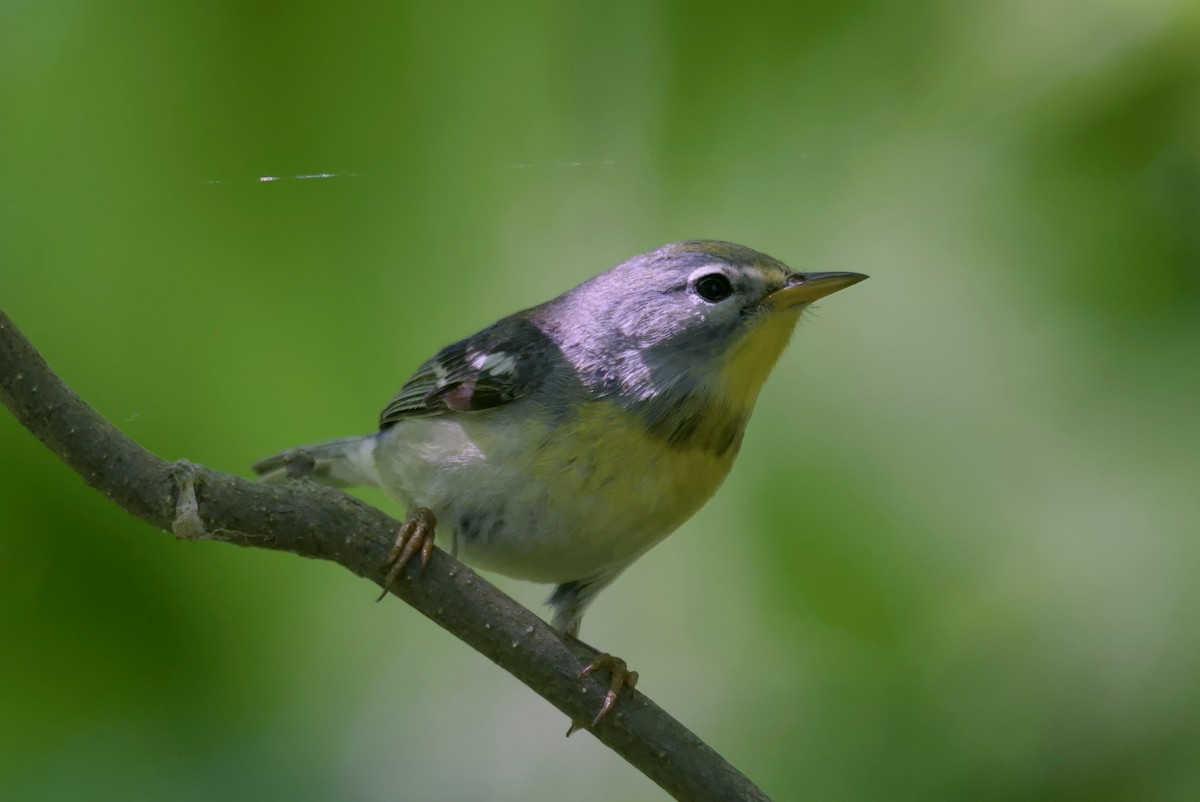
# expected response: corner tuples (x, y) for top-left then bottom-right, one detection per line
(0, 308), (771, 802)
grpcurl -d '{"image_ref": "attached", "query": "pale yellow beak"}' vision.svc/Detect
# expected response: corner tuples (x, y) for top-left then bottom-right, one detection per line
(767, 271), (868, 309)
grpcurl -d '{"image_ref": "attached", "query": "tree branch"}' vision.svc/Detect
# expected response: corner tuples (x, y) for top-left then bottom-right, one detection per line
(0, 308), (771, 802)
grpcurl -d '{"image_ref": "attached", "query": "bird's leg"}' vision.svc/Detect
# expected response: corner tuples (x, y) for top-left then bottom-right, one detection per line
(566, 646), (639, 736)
(548, 579), (639, 735)
(375, 507), (437, 601)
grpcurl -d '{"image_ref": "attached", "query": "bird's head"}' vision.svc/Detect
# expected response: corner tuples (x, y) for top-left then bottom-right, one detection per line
(558, 240), (867, 408)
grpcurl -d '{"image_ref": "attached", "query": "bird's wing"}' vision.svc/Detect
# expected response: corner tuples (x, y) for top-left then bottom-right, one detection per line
(379, 315), (557, 428)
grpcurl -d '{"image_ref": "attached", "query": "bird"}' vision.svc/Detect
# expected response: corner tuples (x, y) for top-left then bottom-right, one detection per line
(253, 240), (866, 728)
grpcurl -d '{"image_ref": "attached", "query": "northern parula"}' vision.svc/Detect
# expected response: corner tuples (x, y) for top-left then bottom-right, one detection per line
(254, 240), (865, 723)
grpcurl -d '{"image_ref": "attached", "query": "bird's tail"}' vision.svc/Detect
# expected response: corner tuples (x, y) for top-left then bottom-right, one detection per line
(252, 434), (381, 488)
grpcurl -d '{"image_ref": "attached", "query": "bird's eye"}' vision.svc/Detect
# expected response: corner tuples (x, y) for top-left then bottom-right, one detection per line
(694, 273), (734, 302)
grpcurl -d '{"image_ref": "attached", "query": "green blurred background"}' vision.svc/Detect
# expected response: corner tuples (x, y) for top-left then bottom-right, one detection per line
(2, 1), (1198, 800)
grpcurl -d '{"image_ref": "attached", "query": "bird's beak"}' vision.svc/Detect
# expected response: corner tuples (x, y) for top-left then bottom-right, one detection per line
(767, 271), (869, 309)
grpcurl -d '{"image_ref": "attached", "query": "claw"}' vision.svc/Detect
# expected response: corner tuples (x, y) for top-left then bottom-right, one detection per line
(566, 652), (639, 736)
(375, 507), (437, 601)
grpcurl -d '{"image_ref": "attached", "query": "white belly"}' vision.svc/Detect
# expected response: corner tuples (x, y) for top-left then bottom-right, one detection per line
(373, 401), (737, 583)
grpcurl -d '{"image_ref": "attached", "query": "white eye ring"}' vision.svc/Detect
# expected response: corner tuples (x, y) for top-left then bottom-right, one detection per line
(691, 271), (734, 303)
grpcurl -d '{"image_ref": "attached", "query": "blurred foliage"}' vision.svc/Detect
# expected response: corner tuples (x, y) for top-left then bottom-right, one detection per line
(2, 1), (1198, 800)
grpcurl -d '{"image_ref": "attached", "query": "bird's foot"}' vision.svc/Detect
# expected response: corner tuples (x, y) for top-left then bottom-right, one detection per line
(375, 507), (437, 601)
(566, 652), (639, 736)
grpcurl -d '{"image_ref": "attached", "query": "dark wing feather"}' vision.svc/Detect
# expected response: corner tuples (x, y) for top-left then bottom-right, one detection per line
(379, 315), (556, 428)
